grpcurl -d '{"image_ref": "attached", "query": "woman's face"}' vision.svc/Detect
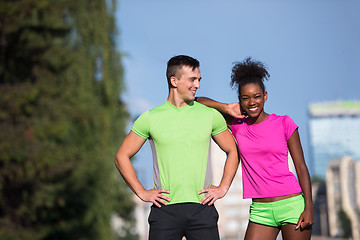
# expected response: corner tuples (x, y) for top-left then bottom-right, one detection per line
(239, 83), (268, 122)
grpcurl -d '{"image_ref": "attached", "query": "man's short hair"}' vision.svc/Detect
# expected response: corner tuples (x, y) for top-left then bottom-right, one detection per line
(166, 55), (200, 89)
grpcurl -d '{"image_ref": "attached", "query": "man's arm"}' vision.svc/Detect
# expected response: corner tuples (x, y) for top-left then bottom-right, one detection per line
(198, 129), (239, 205)
(115, 131), (170, 207)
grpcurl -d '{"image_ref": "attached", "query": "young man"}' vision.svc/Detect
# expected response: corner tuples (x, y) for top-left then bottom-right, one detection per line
(115, 55), (239, 240)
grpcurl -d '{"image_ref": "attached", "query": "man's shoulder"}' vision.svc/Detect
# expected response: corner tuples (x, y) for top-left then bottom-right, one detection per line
(135, 102), (174, 121)
(134, 104), (165, 122)
(194, 101), (217, 112)
(144, 102), (168, 113)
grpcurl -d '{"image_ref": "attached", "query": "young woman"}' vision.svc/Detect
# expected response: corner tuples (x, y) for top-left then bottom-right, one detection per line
(197, 57), (314, 240)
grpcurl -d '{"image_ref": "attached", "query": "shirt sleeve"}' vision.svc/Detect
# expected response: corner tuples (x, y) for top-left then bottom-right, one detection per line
(211, 108), (228, 136)
(283, 115), (298, 140)
(131, 111), (150, 139)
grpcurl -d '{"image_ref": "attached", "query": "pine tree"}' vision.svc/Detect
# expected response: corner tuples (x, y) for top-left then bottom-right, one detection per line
(0, 0), (136, 239)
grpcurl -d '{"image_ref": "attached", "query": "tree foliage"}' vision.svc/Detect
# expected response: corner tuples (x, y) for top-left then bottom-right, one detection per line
(0, 0), (135, 239)
(338, 210), (352, 239)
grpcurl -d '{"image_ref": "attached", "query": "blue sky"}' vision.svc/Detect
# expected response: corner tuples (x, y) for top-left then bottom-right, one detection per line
(116, 0), (360, 187)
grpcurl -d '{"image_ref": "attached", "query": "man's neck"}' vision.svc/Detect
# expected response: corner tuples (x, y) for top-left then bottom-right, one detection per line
(167, 91), (191, 107)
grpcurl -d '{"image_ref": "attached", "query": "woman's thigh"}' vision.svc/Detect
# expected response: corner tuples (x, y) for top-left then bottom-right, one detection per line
(281, 224), (312, 240)
(244, 221), (280, 240)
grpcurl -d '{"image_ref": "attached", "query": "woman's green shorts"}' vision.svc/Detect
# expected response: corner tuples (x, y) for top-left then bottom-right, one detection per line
(249, 194), (305, 227)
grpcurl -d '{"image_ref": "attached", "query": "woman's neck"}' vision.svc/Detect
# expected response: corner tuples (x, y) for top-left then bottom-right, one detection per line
(249, 111), (269, 124)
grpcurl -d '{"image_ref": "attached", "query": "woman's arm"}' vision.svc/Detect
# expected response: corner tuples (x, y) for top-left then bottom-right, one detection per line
(288, 129), (314, 230)
(196, 97), (245, 128)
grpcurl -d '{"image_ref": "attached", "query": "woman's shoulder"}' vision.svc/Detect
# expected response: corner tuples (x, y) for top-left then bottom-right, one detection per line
(269, 113), (293, 121)
(269, 114), (297, 129)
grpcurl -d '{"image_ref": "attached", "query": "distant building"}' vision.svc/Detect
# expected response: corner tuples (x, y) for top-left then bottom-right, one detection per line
(326, 156), (360, 239)
(308, 100), (360, 179)
(312, 180), (329, 237)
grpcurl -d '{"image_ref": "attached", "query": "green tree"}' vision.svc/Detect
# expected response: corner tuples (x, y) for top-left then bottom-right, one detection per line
(0, 0), (136, 239)
(338, 210), (352, 238)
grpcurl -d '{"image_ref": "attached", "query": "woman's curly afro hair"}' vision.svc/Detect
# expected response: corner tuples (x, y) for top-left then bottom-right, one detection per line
(230, 57), (270, 96)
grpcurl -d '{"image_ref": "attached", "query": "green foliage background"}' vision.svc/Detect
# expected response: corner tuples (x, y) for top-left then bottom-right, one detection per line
(0, 0), (136, 239)
(338, 210), (352, 238)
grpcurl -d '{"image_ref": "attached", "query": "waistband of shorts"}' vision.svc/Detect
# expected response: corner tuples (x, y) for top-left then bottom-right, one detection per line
(251, 194), (303, 207)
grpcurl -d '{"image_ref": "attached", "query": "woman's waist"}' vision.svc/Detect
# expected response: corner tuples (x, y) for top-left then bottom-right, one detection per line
(252, 192), (302, 203)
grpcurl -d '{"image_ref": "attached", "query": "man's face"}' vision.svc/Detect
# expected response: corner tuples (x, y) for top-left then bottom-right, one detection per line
(173, 66), (201, 102)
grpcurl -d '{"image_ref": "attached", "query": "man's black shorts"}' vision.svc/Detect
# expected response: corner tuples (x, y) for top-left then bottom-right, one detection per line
(148, 203), (220, 240)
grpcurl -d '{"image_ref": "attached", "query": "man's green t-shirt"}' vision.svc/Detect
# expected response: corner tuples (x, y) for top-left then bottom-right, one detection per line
(131, 100), (227, 205)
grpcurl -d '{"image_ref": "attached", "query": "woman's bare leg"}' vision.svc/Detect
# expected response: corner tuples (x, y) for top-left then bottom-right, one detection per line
(244, 221), (280, 240)
(281, 224), (312, 240)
